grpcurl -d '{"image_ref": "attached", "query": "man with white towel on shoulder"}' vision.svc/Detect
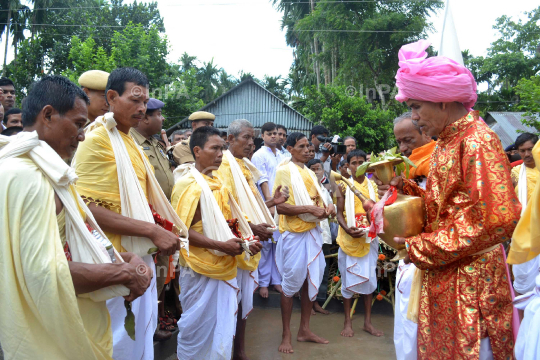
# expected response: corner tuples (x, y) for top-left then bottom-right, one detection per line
(216, 118), (289, 360)
(74, 67), (188, 360)
(273, 132), (336, 354)
(0, 75), (151, 360)
(171, 125), (264, 360)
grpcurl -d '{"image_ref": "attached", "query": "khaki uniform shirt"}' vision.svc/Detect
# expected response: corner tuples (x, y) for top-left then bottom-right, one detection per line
(131, 129), (174, 200)
(172, 137), (195, 165)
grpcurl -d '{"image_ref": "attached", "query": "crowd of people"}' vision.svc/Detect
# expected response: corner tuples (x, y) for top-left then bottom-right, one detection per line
(1, 38), (540, 360)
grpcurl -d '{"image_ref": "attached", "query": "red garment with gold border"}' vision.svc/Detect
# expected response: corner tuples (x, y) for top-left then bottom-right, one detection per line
(403, 111), (520, 360)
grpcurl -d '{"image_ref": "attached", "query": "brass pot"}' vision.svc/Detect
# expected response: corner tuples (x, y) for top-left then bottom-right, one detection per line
(368, 159), (425, 251)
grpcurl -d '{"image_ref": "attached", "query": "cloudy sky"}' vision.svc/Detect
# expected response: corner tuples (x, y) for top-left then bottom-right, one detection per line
(155, 0), (538, 79)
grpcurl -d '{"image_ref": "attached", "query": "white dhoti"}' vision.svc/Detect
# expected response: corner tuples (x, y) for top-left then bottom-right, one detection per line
(513, 255), (540, 294)
(177, 267), (239, 360)
(337, 239), (378, 299)
(276, 227), (324, 300)
(394, 260), (418, 360)
(258, 230), (282, 287)
(514, 274), (540, 360)
(237, 268), (259, 319)
(107, 254), (157, 360)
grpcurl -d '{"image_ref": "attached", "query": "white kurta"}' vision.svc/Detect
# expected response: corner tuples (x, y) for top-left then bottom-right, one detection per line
(177, 267), (239, 360)
(276, 227), (325, 300)
(107, 254), (157, 360)
(337, 239), (379, 299)
(394, 260), (418, 360)
(253, 146), (284, 288)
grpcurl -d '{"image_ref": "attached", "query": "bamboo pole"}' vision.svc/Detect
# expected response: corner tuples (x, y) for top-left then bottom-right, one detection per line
(350, 297), (359, 318)
(322, 278), (340, 309)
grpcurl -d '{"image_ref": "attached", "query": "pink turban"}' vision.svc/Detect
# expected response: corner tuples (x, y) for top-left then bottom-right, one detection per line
(395, 40), (478, 110)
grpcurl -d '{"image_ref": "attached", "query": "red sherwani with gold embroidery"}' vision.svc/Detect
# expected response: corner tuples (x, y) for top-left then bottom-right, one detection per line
(403, 111), (520, 360)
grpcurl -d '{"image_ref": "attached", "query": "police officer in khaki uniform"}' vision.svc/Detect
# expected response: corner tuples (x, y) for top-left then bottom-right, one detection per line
(131, 99), (175, 342)
(131, 98), (174, 199)
(171, 111), (215, 165)
(78, 70), (110, 125)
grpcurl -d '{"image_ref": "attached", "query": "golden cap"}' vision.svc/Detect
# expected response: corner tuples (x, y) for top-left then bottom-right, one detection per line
(78, 70), (110, 91)
(188, 111), (215, 121)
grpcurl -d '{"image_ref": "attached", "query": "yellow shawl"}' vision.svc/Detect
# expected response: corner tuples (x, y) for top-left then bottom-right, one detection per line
(0, 156), (112, 359)
(337, 178), (379, 258)
(73, 126), (151, 252)
(273, 162), (323, 233)
(215, 155), (262, 271)
(508, 140), (540, 264)
(171, 172), (238, 281)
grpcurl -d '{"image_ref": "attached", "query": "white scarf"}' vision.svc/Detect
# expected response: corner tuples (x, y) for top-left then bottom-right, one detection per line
(88, 113), (189, 258)
(283, 158), (327, 222)
(345, 178), (376, 243)
(518, 164), (529, 215)
(0, 131), (129, 302)
(174, 164), (256, 260)
(224, 150), (277, 231)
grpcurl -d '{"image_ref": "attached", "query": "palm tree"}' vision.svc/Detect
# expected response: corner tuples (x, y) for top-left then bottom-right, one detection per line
(197, 58), (221, 102)
(216, 69), (237, 97)
(1, 0), (25, 75)
(180, 52), (197, 72)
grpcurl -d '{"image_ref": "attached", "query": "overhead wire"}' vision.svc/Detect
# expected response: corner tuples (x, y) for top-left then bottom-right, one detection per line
(0, 1), (443, 12)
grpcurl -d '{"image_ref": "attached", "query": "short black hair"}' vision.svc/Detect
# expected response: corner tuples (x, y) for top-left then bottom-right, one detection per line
(286, 132), (306, 148)
(220, 130), (227, 138)
(261, 122), (277, 134)
(146, 108), (159, 117)
(22, 75), (89, 127)
(105, 68), (148, 105)
(307, 159), (322, 169)
(276, 124), (287, 132)
(515, 133), (539, 149)
(4, 108), (21, 124)
(308, 141), (313, 147)
(310, 125), (328, 138)
(190, 126), (222, 157)
(347, 149), (367, 163)
(0, 77), (14, 87)
(2, 126), (22, 136)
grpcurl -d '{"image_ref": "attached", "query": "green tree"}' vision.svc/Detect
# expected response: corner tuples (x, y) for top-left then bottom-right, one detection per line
(515, 75), (540, 132)
(273, 0), (442, 102)
(299, 85), (396, 153)
(465, 6), (540, 115)
(262, 75), (288, 102)
(197, 58), (221, 102)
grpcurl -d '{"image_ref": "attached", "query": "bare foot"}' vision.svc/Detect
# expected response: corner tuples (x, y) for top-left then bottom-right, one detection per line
(297, 329), (329, 344)
(363, 323), (384, 337)
(259, 287), (269, 298)
(273, 284), (283, 294)
(341, 322), (354, 337)
(313, 301), (329, 315)
(278, 332), (294, 354)
(311, 308), (316, 316)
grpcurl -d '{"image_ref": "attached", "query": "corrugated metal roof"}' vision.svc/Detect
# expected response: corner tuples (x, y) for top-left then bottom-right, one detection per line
(167, 78), (314, 135)
(486, 112), (538, 149)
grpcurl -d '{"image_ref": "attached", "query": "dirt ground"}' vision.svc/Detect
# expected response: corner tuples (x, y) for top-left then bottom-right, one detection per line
(243, 307), (396, 360)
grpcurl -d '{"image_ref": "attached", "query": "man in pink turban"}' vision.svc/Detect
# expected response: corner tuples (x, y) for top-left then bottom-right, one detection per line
(378, 40), (520, 360)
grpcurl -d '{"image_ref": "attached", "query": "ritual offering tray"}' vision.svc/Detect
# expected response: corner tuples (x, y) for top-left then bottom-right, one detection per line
(332, 147), (425, 256)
